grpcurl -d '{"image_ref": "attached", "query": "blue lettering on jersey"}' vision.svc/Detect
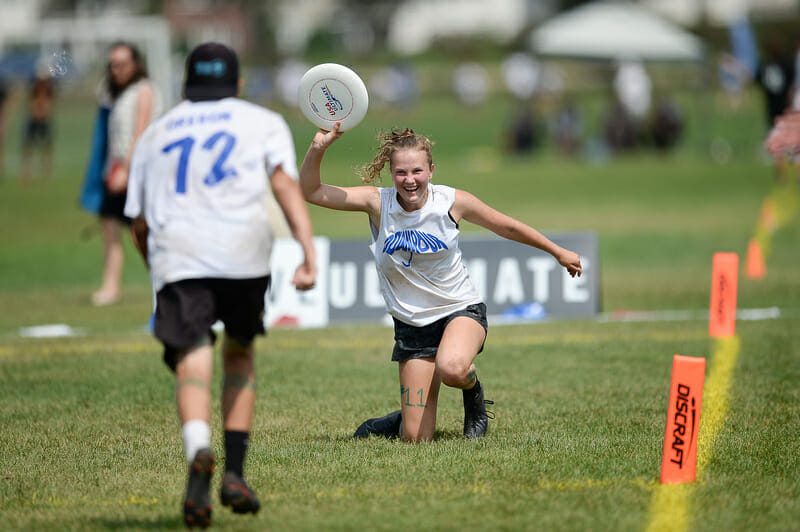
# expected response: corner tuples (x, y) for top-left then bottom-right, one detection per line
(382, 230), (447, 267)
(167, 112), (232, 130)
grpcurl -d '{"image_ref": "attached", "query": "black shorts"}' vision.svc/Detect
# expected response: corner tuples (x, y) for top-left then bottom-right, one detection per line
(154, 276), (270, 372)
(391, 303), (488, 362)
(99, 190), (131, 224)
(24, 119), (52, 147)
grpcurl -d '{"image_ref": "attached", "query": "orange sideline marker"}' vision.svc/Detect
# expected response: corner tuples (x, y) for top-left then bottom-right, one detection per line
(708, 252), (738, 338)
(745, 239), (766, 280)
(660, 355), (706, 484)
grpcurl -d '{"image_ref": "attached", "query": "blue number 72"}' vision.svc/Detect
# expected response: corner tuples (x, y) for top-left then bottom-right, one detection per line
(162, 130), (238, 194)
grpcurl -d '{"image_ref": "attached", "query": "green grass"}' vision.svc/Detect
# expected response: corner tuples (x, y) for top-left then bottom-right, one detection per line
(1, 320), (798, 530)
(0, 83), (799, 530)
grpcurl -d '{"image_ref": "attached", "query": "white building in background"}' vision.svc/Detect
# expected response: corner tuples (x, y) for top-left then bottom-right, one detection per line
(644, 0), (798, 26)
(273, 0), (343, 55)
(0, 0), (43, 53)
(268, 0), (556, 56)
(386, 0), (531, 55)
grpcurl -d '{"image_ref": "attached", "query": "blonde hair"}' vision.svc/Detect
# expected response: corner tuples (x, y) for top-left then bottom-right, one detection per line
(359, 128), (434, 183)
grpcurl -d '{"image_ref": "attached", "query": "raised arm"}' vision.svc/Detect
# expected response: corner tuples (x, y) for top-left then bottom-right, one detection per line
(299, 122), (381, 224)
(271, 166), (317, 290)
(452, 189), (583, 277)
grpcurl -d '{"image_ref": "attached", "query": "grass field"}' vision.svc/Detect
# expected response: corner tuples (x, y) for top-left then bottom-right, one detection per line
(0, 86), (799, 531)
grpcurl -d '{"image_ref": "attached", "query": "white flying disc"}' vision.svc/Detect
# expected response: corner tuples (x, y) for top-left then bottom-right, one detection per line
(297, 63), (369, 131)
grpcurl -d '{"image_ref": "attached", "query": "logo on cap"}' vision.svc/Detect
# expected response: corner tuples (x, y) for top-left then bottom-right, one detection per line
(195, 59), (227, 78)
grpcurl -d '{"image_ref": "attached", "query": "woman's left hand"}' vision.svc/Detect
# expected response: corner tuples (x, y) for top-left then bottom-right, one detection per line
(558, 249), (583, 278)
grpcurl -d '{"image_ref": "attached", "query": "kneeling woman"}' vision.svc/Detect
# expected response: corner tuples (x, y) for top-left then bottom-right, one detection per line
(299, 123), (582, 441)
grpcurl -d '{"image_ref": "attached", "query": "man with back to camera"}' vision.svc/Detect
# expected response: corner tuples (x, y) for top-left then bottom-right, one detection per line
(124, 42), (316, 528)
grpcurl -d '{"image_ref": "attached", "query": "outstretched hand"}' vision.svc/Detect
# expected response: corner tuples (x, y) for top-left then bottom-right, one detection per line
(558, 249), (583, 278)
(311, 121), (343, 151)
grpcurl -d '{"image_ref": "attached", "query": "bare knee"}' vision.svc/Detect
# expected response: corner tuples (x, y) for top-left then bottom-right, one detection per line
(436, 357), (470, 388)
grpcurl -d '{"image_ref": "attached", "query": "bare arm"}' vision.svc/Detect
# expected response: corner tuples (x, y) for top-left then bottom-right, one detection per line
(271, 166), (317, 290)
(130, 83), (154, 159)
(130, 216), (149, 268)
(107, 83), (155, 193)
(299, 122), (381, 227)
(452, 189), (583, 277)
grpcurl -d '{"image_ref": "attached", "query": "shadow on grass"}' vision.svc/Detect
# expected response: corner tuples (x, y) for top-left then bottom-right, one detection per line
(309, 428), (468, 442)
(93, 516), (183, 529)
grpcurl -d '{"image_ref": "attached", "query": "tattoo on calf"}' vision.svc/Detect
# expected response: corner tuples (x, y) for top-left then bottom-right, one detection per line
(224, 373), (256, 392)
(466, 368), (477, 388)
(400, 385), (427, 408)
(176, 377), (208, 391)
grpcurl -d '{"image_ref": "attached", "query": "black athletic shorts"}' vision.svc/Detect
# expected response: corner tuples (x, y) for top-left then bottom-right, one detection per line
(99, 190), (131, 225)
(391, 303), (488, 362)
(154, 276), (270, 372)
(24, 119), (52, 146)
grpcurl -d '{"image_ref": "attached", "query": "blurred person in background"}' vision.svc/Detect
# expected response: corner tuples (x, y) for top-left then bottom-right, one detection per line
(452, 62), (490, 106)
(554, 99), (583, 156)
(0, 76), (11, 180)
(125, 42), (316, 527)
(19, 73), (56, 185)
(755, 40), (795, 128)
(650, 97), (683, 152)
(300, 123), (582, 443)
(91, 42), (161, 306)
(506, 103), (542, 155)
(790, 39), (800, 111)
(603, 98), (637, 154)
(765, 110), (800, 160)
(614, 58), (651, 137)
(718, 52), (750, 111)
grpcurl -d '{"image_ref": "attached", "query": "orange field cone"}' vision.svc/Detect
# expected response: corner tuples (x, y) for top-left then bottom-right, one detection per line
(745, 238), (766, 280)
(708, 252), (738, 338)
(660, 355), (706, 484)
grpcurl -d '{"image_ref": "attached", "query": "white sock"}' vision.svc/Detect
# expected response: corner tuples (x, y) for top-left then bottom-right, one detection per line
(181, 420), (211, 462)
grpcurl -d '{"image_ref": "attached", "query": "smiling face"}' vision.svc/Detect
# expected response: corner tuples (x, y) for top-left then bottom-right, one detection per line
(391, 148), (434, 211)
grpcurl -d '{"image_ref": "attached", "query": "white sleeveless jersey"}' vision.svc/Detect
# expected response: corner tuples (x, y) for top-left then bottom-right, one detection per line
(108, 79), (162, 163)
(124, 97), (298, 292)
(369, 184), (482, 326)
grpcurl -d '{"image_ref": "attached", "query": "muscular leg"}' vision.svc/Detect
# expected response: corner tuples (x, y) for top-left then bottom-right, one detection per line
(398, 358), (441, 442)
(176, 344), (214, 424)
(221, 336), (256, 432)
(435, 317), (486, 390)
(220, 335), (261, 515)
(436, 317), (493, 438)
(175, 344), (215, 528)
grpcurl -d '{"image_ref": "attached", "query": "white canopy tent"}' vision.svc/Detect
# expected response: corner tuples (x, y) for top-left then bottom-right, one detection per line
(528, 1), (705, 62)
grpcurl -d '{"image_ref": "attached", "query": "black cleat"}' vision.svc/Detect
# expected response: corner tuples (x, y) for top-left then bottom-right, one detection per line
(353, 410), (402, 439)
(184, 448), (215, 529)
(220, 471), (261, 515)
(463, 380), (495, 439)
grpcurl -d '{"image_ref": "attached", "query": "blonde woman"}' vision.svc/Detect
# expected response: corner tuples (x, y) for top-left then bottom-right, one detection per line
(300, 123), (582, 441)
